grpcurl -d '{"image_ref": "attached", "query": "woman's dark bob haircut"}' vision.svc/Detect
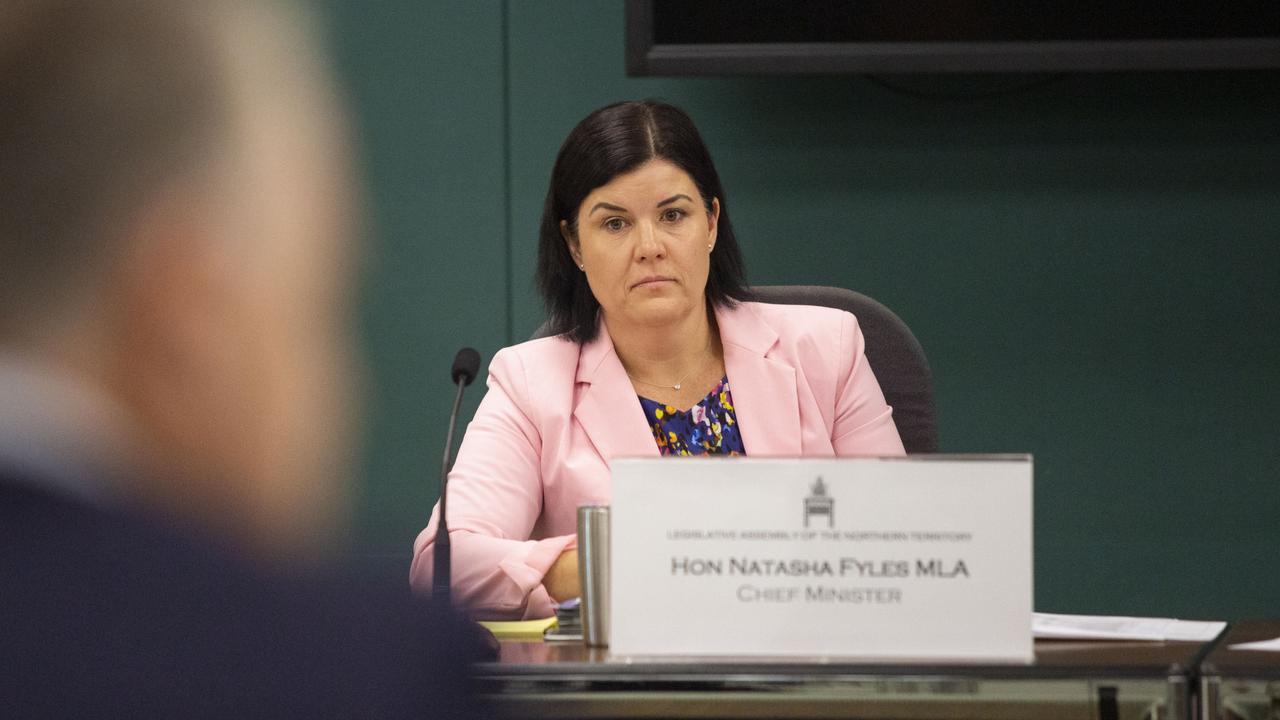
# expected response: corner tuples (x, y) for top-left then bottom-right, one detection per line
(536, 99), (749, 343)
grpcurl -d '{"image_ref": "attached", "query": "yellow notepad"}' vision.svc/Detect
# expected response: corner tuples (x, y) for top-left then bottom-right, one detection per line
(478, 617), (558, 640)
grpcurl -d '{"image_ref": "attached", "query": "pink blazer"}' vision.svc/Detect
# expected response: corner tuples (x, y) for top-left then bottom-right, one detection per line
(410, 301), (905, 619)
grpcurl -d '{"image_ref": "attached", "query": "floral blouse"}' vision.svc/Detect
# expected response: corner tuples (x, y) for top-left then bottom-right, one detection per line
(637, 376), (746, 456)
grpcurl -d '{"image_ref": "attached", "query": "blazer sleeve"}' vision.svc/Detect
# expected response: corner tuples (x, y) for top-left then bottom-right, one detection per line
(832, 311), (907, 455)
(409, 348), (575, 620)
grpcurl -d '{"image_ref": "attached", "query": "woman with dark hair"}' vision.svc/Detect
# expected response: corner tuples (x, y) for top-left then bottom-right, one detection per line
(411, 100), (904, 619)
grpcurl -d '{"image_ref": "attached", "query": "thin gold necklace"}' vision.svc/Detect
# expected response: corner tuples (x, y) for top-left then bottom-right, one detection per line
(626, 334), (714, 392)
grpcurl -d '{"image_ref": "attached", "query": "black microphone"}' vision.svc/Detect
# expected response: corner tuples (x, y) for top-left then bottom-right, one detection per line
(433, 347), (481, 605)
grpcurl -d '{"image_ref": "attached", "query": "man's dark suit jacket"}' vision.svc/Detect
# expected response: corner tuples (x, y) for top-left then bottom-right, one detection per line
(0, 469), (487, 719)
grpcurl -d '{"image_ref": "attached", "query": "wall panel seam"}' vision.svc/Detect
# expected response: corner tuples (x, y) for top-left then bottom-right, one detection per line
(501, 0), (514, 346)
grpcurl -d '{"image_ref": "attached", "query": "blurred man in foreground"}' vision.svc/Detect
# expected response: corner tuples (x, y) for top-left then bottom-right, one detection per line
(0, 1), (484, 717)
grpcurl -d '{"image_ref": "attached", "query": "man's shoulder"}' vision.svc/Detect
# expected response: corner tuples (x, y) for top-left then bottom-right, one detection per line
(0, 472), (485, 719)
(0, 472), (259, 585)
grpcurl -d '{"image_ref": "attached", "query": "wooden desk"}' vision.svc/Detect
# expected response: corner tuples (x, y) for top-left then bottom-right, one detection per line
(1200, 621), (1280, 720)
(479, 639), (1205, 719)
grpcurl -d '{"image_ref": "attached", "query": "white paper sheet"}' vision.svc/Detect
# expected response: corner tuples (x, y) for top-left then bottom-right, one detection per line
(1033, 613), (1226, 642)
(1228, 636), (1280, 651)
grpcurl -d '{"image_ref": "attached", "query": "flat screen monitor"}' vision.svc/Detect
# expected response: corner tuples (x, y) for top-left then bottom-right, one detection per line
(625, 1), (1280, 75)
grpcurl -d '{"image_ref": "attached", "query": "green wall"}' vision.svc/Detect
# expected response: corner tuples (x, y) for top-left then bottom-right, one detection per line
(325, 1), (1280, 618)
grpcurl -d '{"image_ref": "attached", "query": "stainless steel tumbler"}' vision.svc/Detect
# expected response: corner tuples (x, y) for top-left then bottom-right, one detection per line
(576, 505), (610, 647)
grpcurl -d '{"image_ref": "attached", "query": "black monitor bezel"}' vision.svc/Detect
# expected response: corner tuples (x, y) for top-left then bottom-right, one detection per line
(625, 0), (1280, 76)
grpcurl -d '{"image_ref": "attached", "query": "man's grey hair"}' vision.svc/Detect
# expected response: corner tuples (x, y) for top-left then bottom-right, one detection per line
(0, 0), (300, 337)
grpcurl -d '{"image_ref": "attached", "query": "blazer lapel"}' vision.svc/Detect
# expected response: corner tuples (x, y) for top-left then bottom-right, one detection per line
(572, 326), (660, 461)
(717, 303), (803, 456)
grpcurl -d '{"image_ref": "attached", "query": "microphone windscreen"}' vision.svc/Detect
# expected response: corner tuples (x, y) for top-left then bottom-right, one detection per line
(451, 347), (481, 386)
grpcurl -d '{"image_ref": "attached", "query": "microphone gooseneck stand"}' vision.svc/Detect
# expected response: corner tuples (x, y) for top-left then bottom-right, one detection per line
(430, 348), (498, 660)
(433, 347), (480, 605)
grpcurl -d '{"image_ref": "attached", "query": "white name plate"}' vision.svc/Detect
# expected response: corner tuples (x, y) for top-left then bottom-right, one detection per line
(609, 456), (1033, 662)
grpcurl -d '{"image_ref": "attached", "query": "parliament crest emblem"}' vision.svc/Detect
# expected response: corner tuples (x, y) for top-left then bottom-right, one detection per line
(803, 476), (834, 528)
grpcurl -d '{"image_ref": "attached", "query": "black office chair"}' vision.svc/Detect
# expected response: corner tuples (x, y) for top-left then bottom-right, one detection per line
(531, 285), (937, 453)
(744, 285), (937, 453)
